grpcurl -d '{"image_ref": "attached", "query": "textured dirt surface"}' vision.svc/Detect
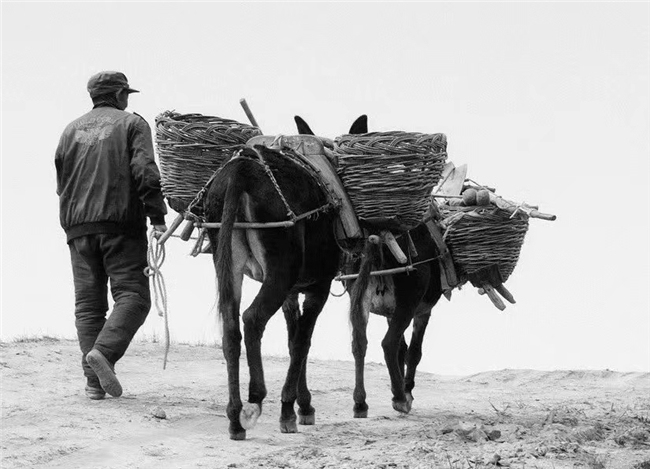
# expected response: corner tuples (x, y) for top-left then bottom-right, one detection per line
(2, 338), (649, 469)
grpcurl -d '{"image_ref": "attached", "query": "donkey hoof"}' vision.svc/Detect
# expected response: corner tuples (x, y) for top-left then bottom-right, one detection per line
(298, 413), (315, 425)
(353, 403), (369, 418)
(392, 399), (412, 414)
(353, 410), (368, 418)
(229, 430), (246, 441)
(280, 418), (298, 433)
(240, 403), (261, 430)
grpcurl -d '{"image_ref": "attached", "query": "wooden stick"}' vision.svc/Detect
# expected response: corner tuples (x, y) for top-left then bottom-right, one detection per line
(488, 193), (556, 221)
(406, 231), (418, 258)
(481, 282), (506, 311)
(239, 98), (260, 129)
(495, 283), (516, 304)
(190, 229), (206, 257)
(336, 265), (417, 281)
(381, 230), (408, 264)
(158, 213), (184, 245)
(199, 220), (295, 229)
(179, 219), (195, 241)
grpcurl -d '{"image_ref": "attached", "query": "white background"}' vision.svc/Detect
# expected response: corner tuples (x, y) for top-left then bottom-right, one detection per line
(2, 2), (648, 375)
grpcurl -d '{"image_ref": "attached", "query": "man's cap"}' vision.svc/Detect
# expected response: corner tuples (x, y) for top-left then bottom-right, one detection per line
(87, 71), (139, 98)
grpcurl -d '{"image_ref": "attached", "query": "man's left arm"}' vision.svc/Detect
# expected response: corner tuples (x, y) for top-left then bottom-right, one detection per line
(128, 115), (168, 228)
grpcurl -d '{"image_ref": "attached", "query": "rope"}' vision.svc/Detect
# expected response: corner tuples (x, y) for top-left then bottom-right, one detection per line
(254, 152), (297, 221)
(144, 230), (170, 369)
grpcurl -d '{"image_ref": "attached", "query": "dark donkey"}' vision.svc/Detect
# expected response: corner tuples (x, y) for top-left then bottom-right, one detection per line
(204, 116), (367, 440)
(295, 117), (443, 418)
(344, 226), (443, 418)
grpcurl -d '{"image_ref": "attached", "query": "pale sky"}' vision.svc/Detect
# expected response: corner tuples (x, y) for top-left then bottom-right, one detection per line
(1, 2), (649, 375)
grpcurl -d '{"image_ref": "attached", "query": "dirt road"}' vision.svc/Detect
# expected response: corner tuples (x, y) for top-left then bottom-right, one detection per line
(2, 338), (648, 468)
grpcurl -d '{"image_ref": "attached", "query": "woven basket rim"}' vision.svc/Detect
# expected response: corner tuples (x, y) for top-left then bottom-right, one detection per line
(156, 111), (254, 126)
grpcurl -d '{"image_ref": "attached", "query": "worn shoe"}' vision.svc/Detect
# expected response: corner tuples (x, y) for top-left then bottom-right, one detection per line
(86, 349), (123, 397)
(85, 384), (106, 400)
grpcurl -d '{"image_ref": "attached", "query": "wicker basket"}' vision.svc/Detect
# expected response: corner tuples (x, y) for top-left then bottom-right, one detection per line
(155, 111), (261, 213)
(334, 131), (447, 230)
(439, 205), (529, 286)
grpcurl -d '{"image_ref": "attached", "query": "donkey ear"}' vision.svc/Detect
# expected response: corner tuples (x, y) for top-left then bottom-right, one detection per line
(294, 115), (315, 135)
(349, 115), (368, 134)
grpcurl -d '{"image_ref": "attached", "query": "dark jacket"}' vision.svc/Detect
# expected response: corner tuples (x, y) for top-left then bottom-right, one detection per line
(56, 105), (167, 242)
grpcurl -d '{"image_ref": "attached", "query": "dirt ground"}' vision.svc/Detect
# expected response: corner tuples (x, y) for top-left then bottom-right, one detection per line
(1, 338), (649, 469)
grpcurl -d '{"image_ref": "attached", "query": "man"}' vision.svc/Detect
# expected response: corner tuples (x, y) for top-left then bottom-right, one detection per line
(55, 71), (168, 400)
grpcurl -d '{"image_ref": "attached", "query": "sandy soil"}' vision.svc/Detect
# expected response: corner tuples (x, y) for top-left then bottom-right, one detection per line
(1, 338), (649, 469)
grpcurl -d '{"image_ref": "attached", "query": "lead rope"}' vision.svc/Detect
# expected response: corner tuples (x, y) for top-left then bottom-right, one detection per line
(145, 230), (170, 369)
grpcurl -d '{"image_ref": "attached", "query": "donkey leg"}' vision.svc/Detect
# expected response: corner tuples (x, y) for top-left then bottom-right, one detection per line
(219, 268), (246, 440)
(393, 318), (408, 381)
(296, 360), (315, 425)
(223, 315), (245, 439)
(351, 304), (369, 418)
(404, 311), (431, 406)
(280, 284), (329, 432)
(241, 281), (291, 432)
(213, 237), (247, 440)
(281, 293), (303, 430)
(282, 293), (315, 426)
(381, 310), (414, 414)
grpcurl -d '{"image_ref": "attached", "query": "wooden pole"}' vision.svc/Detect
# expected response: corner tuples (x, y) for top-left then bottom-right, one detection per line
(199, 220), (295, 229)
(157, 213), (184, 245)
(481, 282), (506, 311)
(381, 230), (408, 264)
(240, 98), (260, 129)
(336, 265), (417, 281)
(179, 219), (195, 241)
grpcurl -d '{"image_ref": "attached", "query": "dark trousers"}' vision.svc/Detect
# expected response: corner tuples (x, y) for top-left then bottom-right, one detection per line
(69, 233), (151, 380)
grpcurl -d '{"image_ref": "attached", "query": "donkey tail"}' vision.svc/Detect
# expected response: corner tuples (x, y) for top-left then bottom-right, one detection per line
(215, 174), (245, 320)
(349, 240), (379, 331)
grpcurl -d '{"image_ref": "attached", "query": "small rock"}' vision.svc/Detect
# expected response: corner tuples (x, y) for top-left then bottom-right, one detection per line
(487, 429), (502, 441)
(151, 407), (167, 419)
(440, 424), (455, 434)
(486, 453), (501, 465)
(454, 421), (488, 442)
(534, 445), (548, 457)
